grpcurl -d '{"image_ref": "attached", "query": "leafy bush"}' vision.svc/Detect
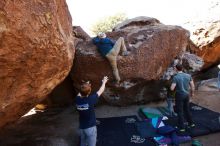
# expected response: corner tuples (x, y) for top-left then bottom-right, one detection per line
(91, 13), (127, 35)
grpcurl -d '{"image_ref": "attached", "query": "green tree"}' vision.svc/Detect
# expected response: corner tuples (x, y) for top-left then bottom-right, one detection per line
(91, 13), (127, 36)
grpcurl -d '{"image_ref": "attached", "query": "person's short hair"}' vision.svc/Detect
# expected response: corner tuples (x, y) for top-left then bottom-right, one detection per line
(80, 81), (91, 96)
(97, 32), (106, 38)
(176, 63), (183, 71)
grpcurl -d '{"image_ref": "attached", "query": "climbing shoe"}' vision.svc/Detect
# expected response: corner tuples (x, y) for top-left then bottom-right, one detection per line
(189, 123), (196, 128)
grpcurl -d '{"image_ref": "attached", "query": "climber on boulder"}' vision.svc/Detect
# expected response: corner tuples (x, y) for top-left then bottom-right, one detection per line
(92, 32), (130, 87)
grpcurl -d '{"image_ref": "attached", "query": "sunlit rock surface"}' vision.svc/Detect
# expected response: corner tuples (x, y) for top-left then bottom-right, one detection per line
(71, 17), (189, 106)
(188, 20), (220, 69)
(0, 0), (74, 128)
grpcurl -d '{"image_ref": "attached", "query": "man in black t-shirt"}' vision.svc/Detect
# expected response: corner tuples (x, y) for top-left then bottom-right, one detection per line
(76, 76), (108, 146)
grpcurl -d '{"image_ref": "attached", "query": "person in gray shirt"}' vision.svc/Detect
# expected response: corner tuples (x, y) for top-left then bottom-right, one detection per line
(170, 64), (195, 132)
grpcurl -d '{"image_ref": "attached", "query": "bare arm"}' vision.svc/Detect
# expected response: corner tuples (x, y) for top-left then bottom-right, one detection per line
(97, 76), (108, 97)
(170, 83), (176, 91)
(190, 80), (195, 97)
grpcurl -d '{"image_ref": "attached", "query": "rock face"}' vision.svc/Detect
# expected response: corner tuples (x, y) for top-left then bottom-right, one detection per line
(188, 20), (220, 69)
(70, 17), (189, 106)
(46, 76), (76, 107)
(163, 52), (204, 81)
(197, 78), (219, 91)
(0, 0), (74, 128)
(73, 26), (91, 41)
(194, 65), (220, 81)
(182, 52), (204, 72)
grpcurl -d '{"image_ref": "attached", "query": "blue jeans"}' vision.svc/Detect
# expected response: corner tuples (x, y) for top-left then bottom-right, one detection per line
(166, 97), (175, 116)
(80, 126), (97, 146)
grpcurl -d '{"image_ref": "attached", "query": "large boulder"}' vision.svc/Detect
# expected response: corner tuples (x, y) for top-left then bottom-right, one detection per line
(70, 17), (189, 106)
(188, 20), (220, 69)
(0, 0), (74, 127)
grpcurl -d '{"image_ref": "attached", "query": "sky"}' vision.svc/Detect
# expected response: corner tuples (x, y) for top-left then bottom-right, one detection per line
(66, 0), (219, 35)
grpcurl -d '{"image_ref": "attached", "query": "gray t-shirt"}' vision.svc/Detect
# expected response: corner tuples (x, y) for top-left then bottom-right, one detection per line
(172, 72), (192, 95)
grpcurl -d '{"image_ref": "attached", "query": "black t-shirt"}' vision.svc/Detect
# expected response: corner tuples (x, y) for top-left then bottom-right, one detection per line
(76, 93), (99, 129)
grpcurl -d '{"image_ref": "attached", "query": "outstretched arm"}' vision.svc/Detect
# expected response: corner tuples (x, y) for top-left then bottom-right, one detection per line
(97, 76), (108, 97)
(190, 80), (195, 97)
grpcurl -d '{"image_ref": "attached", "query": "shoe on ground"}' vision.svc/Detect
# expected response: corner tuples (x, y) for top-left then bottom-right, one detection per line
(189, 123), (196, 128)
(122, 51), (131, 56)
(173, 112), (178, 117)
(169, 112), (177, 117)
(179, 128), (186, 132)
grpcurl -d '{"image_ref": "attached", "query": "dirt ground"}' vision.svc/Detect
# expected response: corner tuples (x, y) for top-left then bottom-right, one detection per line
(0, 91), (219, 146)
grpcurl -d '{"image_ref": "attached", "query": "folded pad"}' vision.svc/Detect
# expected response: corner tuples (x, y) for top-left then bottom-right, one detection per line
(140, 107), (162, 118)
(136, 118), (191, 145)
